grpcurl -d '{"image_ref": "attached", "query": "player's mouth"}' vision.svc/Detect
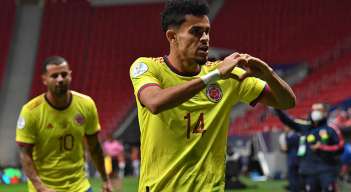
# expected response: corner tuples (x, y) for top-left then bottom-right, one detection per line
(56, 84), (68, 91)
(197, 46), (209, 55)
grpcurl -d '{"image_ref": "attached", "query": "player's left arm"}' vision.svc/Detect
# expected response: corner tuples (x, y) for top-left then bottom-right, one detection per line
(240, 54), (296, 109)
(86, 134), (112, 192)
(85, 99), (112, 192)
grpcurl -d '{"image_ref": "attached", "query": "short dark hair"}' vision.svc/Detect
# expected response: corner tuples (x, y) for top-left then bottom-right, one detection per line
(42, 56), (67, 73)
(161, 0), (210, 32)
(316, 102), (331, 112)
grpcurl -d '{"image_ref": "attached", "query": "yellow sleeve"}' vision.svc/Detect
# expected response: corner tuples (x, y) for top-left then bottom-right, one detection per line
(232, 67), (267, 104)
(16, 107), (36, 144)
(85, 98), (101, 135)
(130, 57), (161, 97)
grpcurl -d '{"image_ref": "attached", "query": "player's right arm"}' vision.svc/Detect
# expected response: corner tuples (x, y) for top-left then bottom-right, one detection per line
(19, 145), (55, 192)
(16, 106), (55, 192)
(131, 53), (245, 114)
(138, 78), (205, 114)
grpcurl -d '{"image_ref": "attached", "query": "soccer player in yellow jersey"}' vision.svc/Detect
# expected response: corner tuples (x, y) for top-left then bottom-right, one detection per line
(130, 0), (296, 191)
(16, 56), (112, 192)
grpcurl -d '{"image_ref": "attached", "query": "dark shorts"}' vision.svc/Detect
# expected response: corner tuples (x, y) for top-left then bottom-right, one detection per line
(86, 187), (93, 192)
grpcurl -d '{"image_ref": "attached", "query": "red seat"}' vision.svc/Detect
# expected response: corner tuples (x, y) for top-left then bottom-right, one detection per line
(0, 0), (16, 86)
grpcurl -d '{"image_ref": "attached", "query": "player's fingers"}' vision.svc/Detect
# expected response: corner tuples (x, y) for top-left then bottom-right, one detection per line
(227, 52), (240, 60)
(239, 53), (252, 63)
(240, 53), (250, 59)
(235, 57), (247, 68)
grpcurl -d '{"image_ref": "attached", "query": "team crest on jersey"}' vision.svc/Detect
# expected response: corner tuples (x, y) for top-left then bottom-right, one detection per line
(206, 84), (223, 103)
(74, 114), (85, 125)
(131, 62), (148, 78)
(17, 116), (25, 129)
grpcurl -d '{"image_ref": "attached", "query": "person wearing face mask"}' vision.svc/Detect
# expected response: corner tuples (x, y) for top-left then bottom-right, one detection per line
(274, 103), (344, 192)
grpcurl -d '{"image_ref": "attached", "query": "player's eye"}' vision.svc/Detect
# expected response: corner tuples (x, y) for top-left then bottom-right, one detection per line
(51, 73), (59, 79)
(189, 27), (203, 38)
(50, 72), (67, 79)
(189, 27), (210, 38)
(61, 72), (68, 78)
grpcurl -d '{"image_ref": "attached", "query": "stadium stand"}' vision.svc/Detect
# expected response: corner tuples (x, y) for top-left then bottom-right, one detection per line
(0, 0), (16, 86)
(31, 0), (167, 136)
(211, 0), (351, 64)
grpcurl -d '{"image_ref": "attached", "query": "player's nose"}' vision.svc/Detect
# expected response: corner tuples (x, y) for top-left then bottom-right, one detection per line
(200, 32), (209, 43)
(56, 74), (64, 82)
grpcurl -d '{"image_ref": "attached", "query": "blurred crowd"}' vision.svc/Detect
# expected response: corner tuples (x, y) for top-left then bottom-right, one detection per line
(329, 107), (351, 129)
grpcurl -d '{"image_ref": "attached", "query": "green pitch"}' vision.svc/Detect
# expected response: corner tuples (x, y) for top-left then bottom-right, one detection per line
(0, 177), (287, 192)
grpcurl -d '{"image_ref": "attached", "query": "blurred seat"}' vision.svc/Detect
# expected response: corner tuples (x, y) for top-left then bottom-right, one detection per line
(0, 0), (16, 86)
(212, 0), (351, 64)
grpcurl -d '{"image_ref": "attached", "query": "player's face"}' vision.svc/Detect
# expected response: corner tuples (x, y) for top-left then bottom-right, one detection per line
(42, 63), (72, 97)
(175, 15), (210, 65)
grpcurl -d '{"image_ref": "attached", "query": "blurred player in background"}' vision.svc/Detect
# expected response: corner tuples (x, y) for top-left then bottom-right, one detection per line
(279, 125), (301, 192)
(130, 146), (140, 177)
(275, 103), (344, 192)
(16, 56), (112, 192)
(130, 0), (296, 191)
(103, 136), (125, 191)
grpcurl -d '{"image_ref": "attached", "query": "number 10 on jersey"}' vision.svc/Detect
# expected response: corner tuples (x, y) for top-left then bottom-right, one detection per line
(184, 112), (206, 139)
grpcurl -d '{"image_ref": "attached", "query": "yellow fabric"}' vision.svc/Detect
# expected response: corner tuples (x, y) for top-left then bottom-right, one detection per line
(104, 156), (112, 175)
(16, 91), (100, 192)
(130, 57), (266, 192)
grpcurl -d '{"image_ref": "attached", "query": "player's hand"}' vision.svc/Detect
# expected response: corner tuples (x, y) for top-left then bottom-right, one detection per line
(217, 52), (247, 80)
(238, 54), (274, 80)
(102, 179), (113, 192)
(310, 142), (321, 151)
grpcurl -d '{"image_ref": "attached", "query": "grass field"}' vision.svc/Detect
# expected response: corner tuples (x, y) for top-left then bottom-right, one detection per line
(0, 176), (287, 192)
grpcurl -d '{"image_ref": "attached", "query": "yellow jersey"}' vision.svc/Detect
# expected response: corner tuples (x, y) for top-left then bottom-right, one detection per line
(130, 56), (266, 192)
(16, 91), (100, 192)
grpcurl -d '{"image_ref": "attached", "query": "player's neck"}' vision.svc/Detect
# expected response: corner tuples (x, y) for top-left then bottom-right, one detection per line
(167, 52), (200, 75)
(45, 91), (72, 109)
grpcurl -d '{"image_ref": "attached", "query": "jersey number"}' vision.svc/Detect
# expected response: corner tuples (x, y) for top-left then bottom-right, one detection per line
(59, 134), (74, 152)
(184, 112), (206, 139)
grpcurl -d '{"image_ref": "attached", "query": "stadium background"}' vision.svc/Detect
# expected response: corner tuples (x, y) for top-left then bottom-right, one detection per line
(0, 0), (350, 191)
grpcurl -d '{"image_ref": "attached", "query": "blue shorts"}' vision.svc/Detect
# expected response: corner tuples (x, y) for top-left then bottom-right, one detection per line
(86, 187), (93, 192)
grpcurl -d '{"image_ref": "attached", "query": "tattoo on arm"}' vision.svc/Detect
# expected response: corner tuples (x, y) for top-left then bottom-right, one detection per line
(86, 134), (108, 181)
(19, 145), (45, 190)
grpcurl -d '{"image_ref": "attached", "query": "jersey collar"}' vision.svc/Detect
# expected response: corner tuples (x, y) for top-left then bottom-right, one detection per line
(163, 55), (201, 77)
(44, 92), (73, 111)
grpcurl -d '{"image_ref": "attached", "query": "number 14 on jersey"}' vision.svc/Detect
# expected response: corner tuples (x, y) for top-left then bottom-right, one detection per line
(184, 112), (206, 139)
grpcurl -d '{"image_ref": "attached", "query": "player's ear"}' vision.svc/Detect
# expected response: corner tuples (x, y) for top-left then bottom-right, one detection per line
(68, 70), (72, 81)
(166, 29), (177, 44)
(41, 74), (47, 85)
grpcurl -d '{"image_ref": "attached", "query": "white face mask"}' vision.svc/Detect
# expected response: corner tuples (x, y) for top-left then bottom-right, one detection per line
(311, 110), (324, 122)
